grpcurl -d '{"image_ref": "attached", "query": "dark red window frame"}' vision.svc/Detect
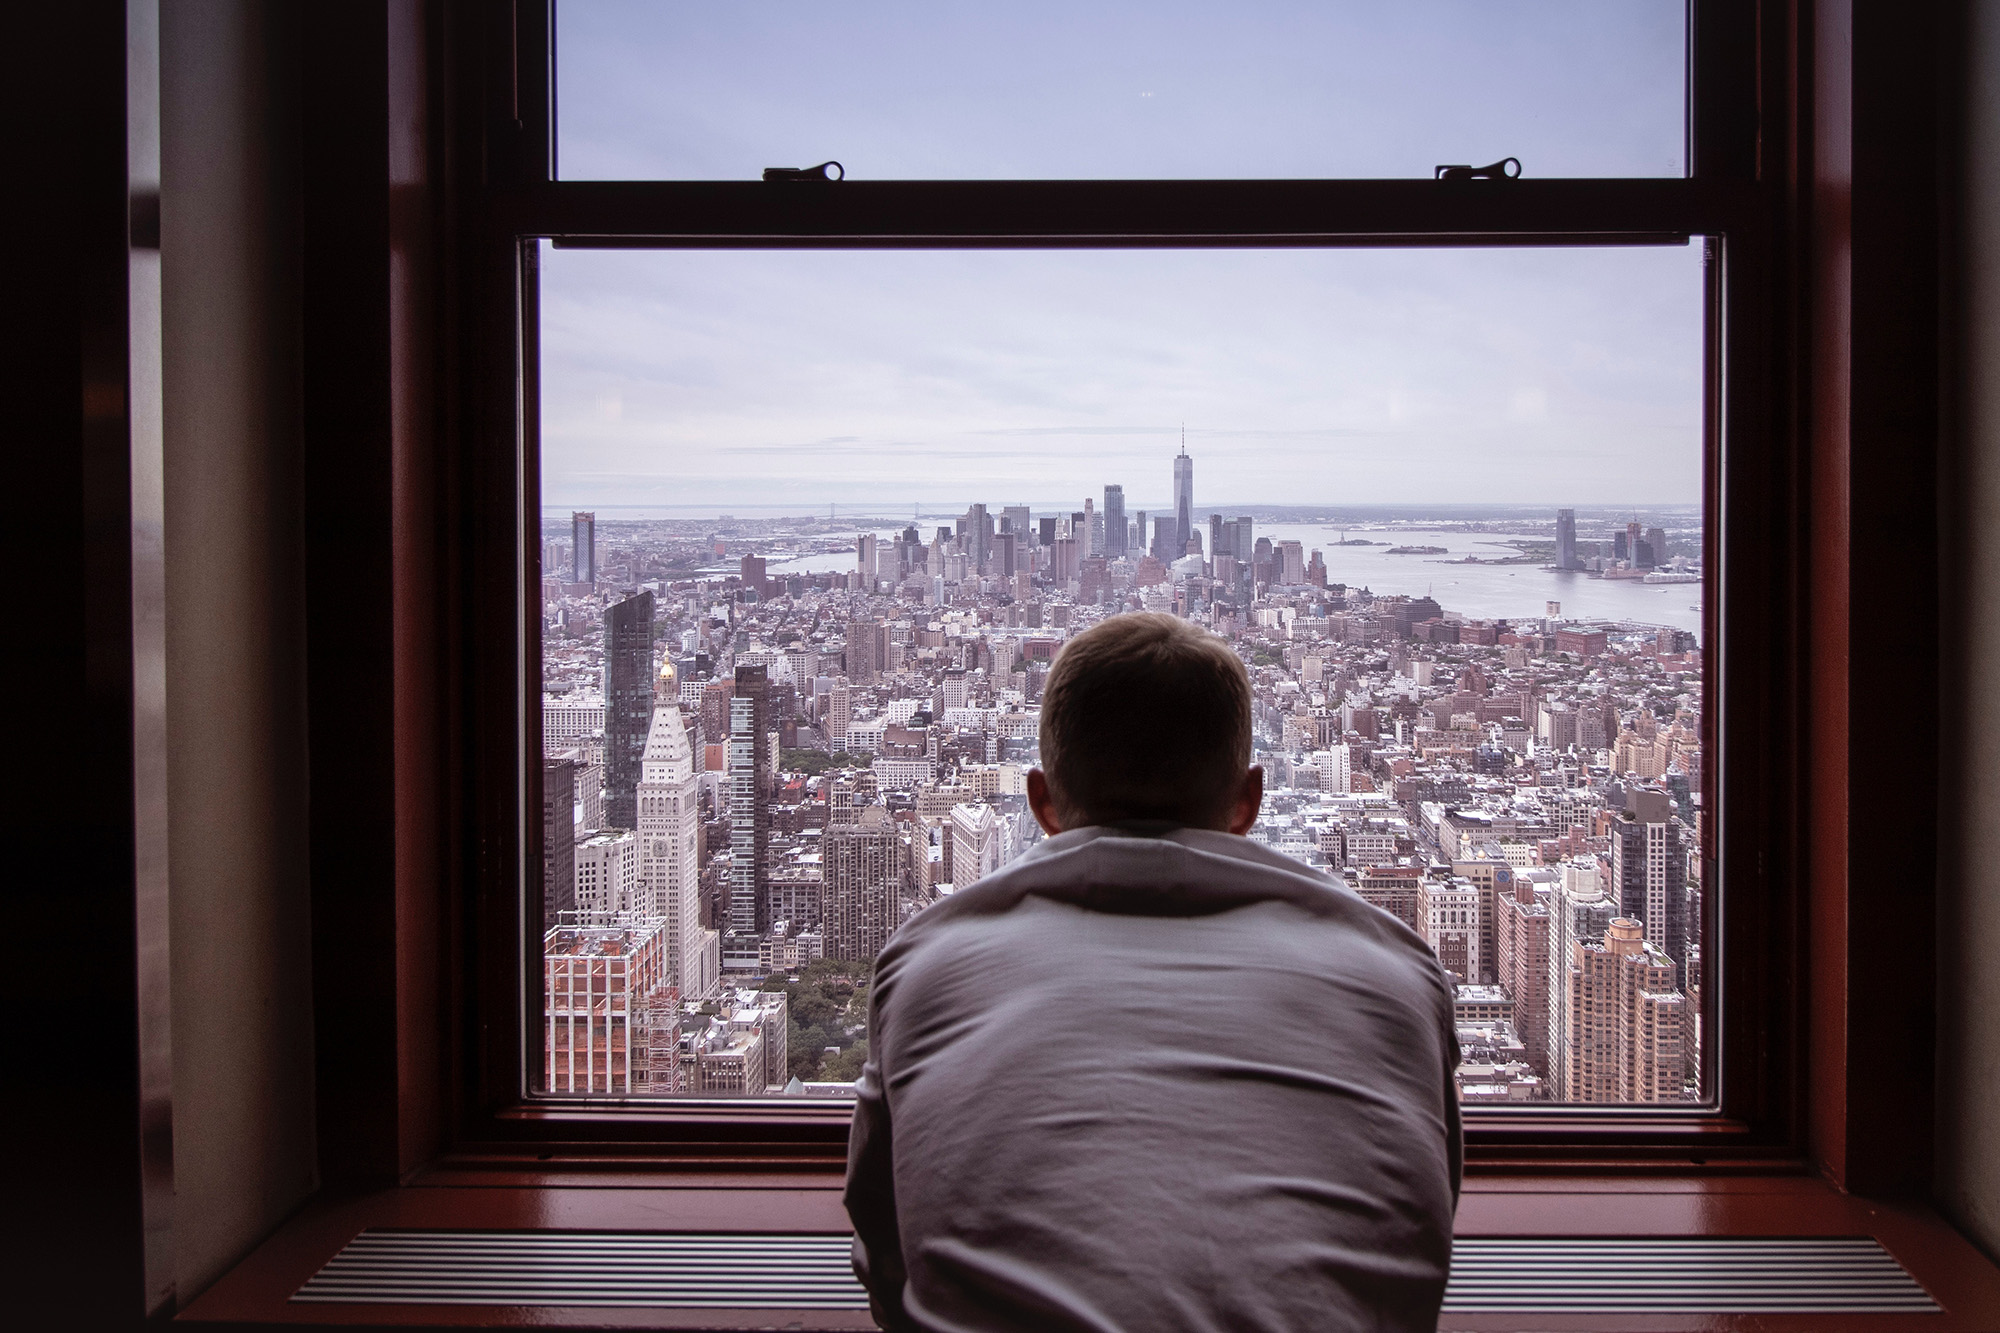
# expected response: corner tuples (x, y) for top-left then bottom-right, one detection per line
(295, 0), (1936, 1191)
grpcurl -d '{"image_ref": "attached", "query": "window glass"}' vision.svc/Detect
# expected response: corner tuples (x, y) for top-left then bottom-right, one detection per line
(534, 243), (1709, 1105)
(555, 0), (1687, 181)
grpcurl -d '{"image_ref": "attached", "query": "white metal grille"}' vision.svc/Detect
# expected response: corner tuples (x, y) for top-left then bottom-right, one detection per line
(1444, 1236), (1937, 1313)
(292, 1230), (1938, 1314)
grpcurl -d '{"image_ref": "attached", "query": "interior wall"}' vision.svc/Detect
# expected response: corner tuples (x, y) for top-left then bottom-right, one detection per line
(160, 0), (318, 1301)
(1939, 0), (2000, 1259)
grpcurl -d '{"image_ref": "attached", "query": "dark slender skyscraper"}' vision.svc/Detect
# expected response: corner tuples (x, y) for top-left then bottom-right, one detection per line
(728, 664), (772, 935)
(602, 590), (654, 829)
(1555, 508), (1579, 570)
(966, 502), (991, 567)
(1173, 439), (1194, 560)
(572, 510), (596, 585)
(1103, 485), (1127, 557)
(543, 757), (576, 930)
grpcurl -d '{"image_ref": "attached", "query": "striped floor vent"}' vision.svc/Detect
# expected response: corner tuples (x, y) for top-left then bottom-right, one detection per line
(293, 1230), (1938, 1314)
(1445, 1237), (1936, 1313)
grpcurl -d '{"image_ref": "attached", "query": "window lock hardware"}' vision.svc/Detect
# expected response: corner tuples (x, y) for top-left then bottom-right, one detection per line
(762, 161), (845, 182)
(1433, 157), (1522, 182)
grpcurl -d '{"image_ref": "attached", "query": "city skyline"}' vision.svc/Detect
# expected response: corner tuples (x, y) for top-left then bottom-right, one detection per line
(538, 438), (1705, 1103)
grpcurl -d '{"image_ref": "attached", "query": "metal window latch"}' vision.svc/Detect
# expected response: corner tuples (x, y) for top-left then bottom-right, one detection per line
(1434, 157), (1522, 182)
(762, 161), (845, 182)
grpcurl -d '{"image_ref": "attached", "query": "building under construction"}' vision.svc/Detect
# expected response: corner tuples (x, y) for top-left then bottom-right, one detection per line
(543, 912), (681, 1096)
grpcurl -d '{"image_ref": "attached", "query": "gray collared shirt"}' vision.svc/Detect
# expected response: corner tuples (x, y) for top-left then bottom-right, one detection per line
(845, 825), (1461, 1333)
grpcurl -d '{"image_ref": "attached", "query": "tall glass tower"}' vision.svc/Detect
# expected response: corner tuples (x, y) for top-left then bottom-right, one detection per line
(1173, 442), (1194, 558)
(1103, 484), (1126, 557)
(572, 510), (596, 584)
(602, 590), (655, 829)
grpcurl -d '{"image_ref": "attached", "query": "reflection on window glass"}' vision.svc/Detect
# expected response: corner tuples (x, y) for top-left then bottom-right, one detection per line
(556, 0), (1687, 181)
(534, 244), (1708, 1104)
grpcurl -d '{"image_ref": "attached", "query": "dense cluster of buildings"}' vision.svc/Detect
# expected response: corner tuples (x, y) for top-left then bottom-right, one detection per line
(539, 457), (1703, 1103)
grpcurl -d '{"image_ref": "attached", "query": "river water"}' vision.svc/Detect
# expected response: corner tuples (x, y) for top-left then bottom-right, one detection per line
(1255, 523), (1702, 635)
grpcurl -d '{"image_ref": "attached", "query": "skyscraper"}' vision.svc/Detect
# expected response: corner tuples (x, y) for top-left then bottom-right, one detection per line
(1563, 919), (1686, 1102)
(727, 664), (773, 937)
(1555, 508), (1579, 570)
(739, 553), (767, 599)
(1277, 539), (1305, 585)
(543, 915), (681, 1095)
(823, 806), (903, 962)
(572, 510), (596, 585)
(1612, 787), (1688, 974)
(1546, 857), (1615, 1100)
(602, 590), (654, 829)
(1496, 875), (1551, 1076)
(637, 660), (719, 1000)
(1173, 441), (1193, 561)
(965, 502), (990, 568)
(542, 757), (576, 931)
(1103, 485), (1126, 557)
(1050, 536), (1079, 584)
(846, 618), (883, 684)
(949, 803), (1002, 887)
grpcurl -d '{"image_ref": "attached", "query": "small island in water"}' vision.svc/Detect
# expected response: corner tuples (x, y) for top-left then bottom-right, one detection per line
(1387, 544), (1449, 555)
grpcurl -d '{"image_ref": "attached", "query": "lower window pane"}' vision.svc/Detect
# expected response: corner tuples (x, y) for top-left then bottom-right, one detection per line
(533, 244), (1709, 1105)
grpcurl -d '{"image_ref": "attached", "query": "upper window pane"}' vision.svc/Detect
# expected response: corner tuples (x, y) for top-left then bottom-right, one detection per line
(555, 1), (1687, 181)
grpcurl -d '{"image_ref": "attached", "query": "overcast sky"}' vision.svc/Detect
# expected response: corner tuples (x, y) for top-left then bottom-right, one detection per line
(542, 2), (1696, 512)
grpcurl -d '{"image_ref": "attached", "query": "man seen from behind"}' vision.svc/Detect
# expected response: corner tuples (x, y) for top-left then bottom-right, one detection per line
(845, 611), (1460, 1332)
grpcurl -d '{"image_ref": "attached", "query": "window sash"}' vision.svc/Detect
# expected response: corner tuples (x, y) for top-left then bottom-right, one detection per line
(452, 0), (1794, 1158)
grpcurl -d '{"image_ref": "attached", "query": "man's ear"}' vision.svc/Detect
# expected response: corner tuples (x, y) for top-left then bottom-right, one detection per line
(1226, 765), (1264, 836)
(1026, 767), (1065, 836)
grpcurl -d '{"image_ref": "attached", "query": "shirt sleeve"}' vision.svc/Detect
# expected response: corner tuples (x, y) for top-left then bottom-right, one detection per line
(845, 1043), (914, 1331)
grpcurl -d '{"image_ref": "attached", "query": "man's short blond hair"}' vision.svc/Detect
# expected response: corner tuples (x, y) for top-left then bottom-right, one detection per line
(1038, 612), (1253, 829)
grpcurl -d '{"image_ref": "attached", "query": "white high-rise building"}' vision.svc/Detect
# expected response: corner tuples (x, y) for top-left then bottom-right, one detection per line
(638, 661), (720, 1000)
(575, 830), (638, 913)
(1546, 856), (1616, 1100)
(949, 802), (1002, 888)
(1417, 876), (1481, 983)
(1314, 744), (1352, 795)
(828, 679), (852, 749)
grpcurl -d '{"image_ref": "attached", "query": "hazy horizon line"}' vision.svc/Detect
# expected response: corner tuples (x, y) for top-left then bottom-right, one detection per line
(541, 500), (1704, 516)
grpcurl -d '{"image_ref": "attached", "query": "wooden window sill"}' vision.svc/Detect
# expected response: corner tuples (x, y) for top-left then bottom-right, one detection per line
(175, 1171), (2000, 1331)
